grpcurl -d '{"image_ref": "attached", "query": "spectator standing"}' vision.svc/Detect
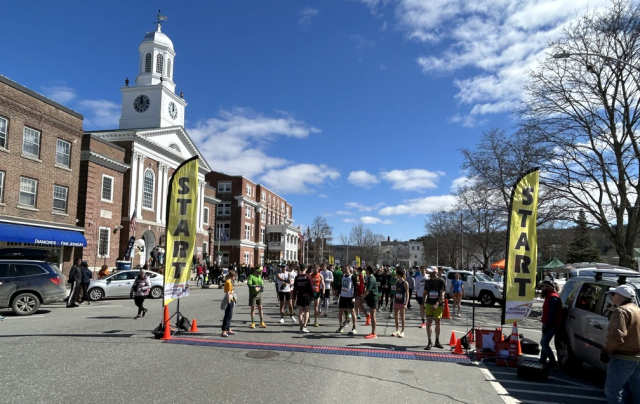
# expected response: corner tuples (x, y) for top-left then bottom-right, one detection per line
(131, 269), (151, 319)
(79, 263), (92, 304)
(539, 280), (561, 369)
(66, 259), (82, 308)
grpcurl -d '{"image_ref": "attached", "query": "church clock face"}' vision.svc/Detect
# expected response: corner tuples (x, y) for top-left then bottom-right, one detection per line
(168, 101), (178, 119)
(133, 95), (150, 113)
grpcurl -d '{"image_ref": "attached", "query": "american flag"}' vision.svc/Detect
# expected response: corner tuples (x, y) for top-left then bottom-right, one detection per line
(130, 204), (137, 234)
(219, 228), (228, 243)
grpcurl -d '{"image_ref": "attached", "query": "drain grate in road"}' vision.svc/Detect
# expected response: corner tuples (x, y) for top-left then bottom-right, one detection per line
(246, 351), (279, 359)
(165, 337), (471, 364)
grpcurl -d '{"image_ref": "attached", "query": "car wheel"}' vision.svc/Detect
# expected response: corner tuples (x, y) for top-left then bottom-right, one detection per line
(88, 288), (104, 301)
(150, 286), (163, 299)
(11, 292), (40, 316)
(479, 291), (495, 307)
(556, 336), (582, 371)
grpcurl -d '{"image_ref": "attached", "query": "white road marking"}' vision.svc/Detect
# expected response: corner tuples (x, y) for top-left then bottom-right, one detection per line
(2, 315), (45, 319)
(480, 367), (521, 404)
(78, 304), (123, 308)
(506, 389), (604, 401)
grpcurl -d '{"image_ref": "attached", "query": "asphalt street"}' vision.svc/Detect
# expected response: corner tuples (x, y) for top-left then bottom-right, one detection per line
(0, 280), (606, 404)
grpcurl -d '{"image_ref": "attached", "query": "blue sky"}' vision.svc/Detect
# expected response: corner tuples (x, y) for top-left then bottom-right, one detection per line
(1, 0), (609, 241)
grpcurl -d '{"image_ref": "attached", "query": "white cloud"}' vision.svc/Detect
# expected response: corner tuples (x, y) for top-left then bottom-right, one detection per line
(299, 7), (318, 29)
(381, 21), (388, 31)
(336, 211), (351, 215)
(318, 194), (329, 199)
(188, 108), (321, 180)
(260, 163), (340, 194)
(378, 195), (456, 216)
(41, 86), (76, 104)
(349, 34), (375, 49)
(380, 169), (443, 191)
(382, 0), (611, 125)
(76, 99), (120, 128)
(346, 202), (385, 212)
(348, 170), (379, 187)
(343, 218), (357, 223)
(450, 176), (475, 192)
(361, 216), (392, 224)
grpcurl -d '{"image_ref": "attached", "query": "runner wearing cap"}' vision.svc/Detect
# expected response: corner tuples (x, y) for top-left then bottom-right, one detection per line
(309, 265), (325, 327)
(247, 267), (267, 329)
(362, 266), (378, 339)
(391, 268), (408, 338)
(424, 268), (446, 349)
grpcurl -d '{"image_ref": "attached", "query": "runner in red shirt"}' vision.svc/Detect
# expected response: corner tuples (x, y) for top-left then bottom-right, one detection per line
(309, 265), (325, 327)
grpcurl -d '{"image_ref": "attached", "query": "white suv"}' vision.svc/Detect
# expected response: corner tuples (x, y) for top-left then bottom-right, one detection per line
(446, 270), (503, 307)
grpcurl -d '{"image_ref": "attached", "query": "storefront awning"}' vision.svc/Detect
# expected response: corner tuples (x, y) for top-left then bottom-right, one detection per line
(0, 223), (86, 247)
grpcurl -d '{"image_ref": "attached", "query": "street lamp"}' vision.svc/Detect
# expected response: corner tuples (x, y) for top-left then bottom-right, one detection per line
(207, 226), (213, 267)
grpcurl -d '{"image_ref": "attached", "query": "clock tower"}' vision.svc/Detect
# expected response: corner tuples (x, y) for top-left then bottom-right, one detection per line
(119, 19), (187, 129)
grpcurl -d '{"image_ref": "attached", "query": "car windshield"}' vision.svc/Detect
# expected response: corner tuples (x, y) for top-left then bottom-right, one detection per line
(475, 274), (493, 282)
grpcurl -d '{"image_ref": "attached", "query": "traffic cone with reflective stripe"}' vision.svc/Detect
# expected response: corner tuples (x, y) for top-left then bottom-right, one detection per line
(448, 331), (457, 346)
(160, 305), (172, 340)
(453, 338), (464, 355)
(508, 322), (522, 358)
(442, 299), (451, 319)
(189, 318), (200, 332)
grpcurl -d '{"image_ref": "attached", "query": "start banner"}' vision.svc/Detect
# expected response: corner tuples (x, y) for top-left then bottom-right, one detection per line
(163, 156), (199, 306)
(502, 168), (539, 324)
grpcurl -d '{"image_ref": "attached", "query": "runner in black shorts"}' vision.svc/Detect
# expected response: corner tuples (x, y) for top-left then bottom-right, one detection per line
(379, 268), (390, 310)
(293, 266), (313, 333)
(361, 266), (378, 339)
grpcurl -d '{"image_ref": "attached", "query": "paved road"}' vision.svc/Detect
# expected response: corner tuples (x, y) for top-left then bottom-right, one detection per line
(0, 281), (606, 403)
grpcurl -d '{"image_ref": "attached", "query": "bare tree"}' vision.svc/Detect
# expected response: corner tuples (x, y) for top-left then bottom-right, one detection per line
(424, 210), (462, 268)
(520, 0), (640, 269)
(349, 224), (384, 265)
(309, 216), (333, 263)
(338, 233), (352, 264)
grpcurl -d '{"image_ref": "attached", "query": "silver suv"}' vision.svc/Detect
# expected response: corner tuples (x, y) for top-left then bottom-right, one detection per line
(446, 270), (504, 307)
(556, 274), (640, 371)
(0, 252), (68, 315)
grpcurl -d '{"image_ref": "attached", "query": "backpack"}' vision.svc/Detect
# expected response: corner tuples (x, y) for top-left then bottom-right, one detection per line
(81, 268), (92, 283)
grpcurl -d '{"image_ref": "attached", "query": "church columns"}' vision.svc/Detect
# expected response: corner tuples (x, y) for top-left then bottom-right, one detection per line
(155, 162), (164, 223)
(129, 152), (140, 218)
(200, 180), (206, 231)
(196, 179), (204, 231)
(137, 154), (146, 218)
(161, 165), (168, 224)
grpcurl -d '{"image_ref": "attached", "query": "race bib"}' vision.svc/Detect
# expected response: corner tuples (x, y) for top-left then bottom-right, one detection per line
(395, 293), (403, 299)
(428, 291), (438, 299)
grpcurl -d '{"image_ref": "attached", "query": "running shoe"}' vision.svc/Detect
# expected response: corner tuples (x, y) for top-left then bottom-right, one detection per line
(391, 330), (400, 337)
(221, 332), (229, 337)
(349, 329), (358, 335)
(249, 322), (256, 329)
(279, 317), (285, 323)
(314, 322), (319, 327)
(364, 333), (378, 339)
(357, 314), (362, 320)
(398, 331), (404, 338)
(228, 330), (235, 335)
(291, 316), (298, 324)
(457, 313), (461, 317)
(260, 322), (267, 328)
(424, 342), (432, 350)
(302, 327), (310, 333)
(434, 341), (443, 349)
(336, 327), (344, 333)
(323, 313), (328, 317)
(420, 322), (426, 329)
(388, 313), (393, 319)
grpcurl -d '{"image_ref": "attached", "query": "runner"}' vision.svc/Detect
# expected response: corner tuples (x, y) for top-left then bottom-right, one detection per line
(374, 267), (384, 312)
(332, 265), (343, 302)
(293, 266), (313, 333)
(276, 265), (296, 324)
(391, 268), (408, 338)
(450, 272), (464, 317)
(321, 264), (333, 317)
(247, 267), (267, 328)
(355, 267), (369, 324)
(361, 266), (378, 339)
(289, 264), (298, 311)
(379, 268), (389, 312)
(309, 265), (325, 327)
(407, 268), (416, 310)
(337, 266), (358, 335)
(424, 268), (446, 350)
(388, 267), (397, 319)
(415, 266), (427, 328)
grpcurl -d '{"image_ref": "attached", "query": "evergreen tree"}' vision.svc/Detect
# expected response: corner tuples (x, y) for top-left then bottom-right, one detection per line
(566, 211), (601, 263)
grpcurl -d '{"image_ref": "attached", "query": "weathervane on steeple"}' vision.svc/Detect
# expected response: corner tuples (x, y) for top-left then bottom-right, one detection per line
(155, 10), (168, 30)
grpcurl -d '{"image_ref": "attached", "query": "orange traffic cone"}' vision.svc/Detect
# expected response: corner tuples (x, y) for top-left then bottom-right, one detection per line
(508, 322), (522, 358)
(467, 329), (475, 343)
(189, 318), (200, 333)
(160, 305), (172, 340)
(448, 331), (457, 346)
(453, 338), (464, 355)
(442, 299), (451, 319)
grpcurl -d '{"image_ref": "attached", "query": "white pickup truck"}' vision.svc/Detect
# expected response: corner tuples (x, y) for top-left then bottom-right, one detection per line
(445, 270), (504, 307)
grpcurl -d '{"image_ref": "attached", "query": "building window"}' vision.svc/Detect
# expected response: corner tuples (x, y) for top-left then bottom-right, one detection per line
(260, 227), (265, 243)
(245, 224), (250, 240)
(0, 171), (4, 203)
(156, 54), (164, 74)
(245, 205), (251, 218)
(216, 222), (230, 239)
(143, 169), (154, 209)
(19, 177), (37, 207)
(217, 202), (230, 216)
(98, 227), (110, 257)
(218, 182), (231, 193)
(56, 139), (71, 168)
(416, 246), (420, 250)
(167, 58), (172, 79)
(53, 185), (68, 212)
(0, 116), (7, 149)
(22, 127), (40, 158)
(261, 193), (266, 202)
(203, 241), (208, 257)
(203, 207), (209, 225)
(244, 252), (250, 265)
(101, 175), (113, 202)
(246, 184), (251, 196)
(145, 53), (152, 72)
(261, 211), (265, 223)
(260, 255), (264, 265)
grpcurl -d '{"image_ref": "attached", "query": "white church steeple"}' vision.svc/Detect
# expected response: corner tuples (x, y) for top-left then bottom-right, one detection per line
(119, 12), (187, 130)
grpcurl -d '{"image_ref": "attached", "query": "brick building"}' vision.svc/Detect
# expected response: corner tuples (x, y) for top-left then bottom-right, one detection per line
(205, 171), (300, 267)
(0, 74), (86, 273)
(80, 21), (219, 269)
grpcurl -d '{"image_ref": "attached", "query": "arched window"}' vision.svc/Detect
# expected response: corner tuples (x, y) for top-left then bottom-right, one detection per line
(156, 54), (164, 74)
(143, 169), (155, 209)
(167, 59), (172, 79)
(169, 143), (181, 153)
(144, 53), (152, 73)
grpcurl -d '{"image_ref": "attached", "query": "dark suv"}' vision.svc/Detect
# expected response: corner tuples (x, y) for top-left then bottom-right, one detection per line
(0, 249), (68, 315)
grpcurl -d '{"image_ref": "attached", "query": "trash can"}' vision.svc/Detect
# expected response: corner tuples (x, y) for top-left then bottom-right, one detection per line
(116, 261), (132, 271)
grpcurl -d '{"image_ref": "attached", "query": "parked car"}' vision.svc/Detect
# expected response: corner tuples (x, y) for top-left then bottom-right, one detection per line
(87, 270), (164, 301)
(555, 273), (640, 371)
(445, 270), (504, 306)
(0, 253), (68, 316)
